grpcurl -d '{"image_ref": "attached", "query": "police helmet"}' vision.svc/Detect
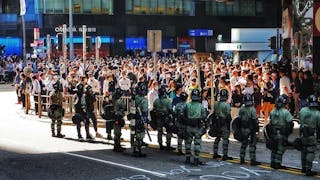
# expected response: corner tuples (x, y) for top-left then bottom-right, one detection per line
(113, 88), (123, 99)
(191, 89), (201, 101)
(219, 89), (229, 102)
(243, 93), (254, 106)
(76, 84), (84, 93)
(307, 94), (318, 107)
(53, 81), (60, 91)
(158, 87), (167, 98)
(86, 85), (92, 92)
(136, 82), (148, 96)
(180, 92), (188, 102)
(275, 94), (288, 108)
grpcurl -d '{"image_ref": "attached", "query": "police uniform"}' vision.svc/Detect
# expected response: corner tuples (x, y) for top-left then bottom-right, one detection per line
(238, 94), (261, 165)
(299, 95), (320, 176)
(184, 89), (207, 166)
(269, 95), (293, 169)
(174, 92), (188, 155)
(153, 87), (174, 150)
(85, 85), (101, 138)
(73, 84), (91, 140)
(49, 81), (65, 138)
(113, 88), (126, 152)
(213, 89), (233, 160)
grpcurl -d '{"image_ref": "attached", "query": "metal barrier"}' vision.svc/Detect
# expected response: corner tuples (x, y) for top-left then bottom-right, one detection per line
(26, 93), (132, 120)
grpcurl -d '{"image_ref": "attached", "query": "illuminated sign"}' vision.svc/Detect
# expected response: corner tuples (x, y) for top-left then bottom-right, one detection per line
(188, 29), (214, 37)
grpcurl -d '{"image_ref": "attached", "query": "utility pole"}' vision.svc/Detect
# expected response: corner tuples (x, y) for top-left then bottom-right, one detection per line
(69, 0), (74, 61)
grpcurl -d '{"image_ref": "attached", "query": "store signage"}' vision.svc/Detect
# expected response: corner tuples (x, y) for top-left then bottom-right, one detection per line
(188, 29), (213, 37)
(54, 26), (97, 33)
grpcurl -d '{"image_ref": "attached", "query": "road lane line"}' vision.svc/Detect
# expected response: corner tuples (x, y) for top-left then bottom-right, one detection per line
(63, 152), (167, 178)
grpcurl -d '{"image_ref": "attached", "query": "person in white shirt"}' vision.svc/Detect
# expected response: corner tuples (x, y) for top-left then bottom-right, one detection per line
(31, 74), (41, 114)
(279, 69), (292, 96)
(87, 71), (100, 95)
(118, 71), (131, 96)
(230, 70), (240, 92)
(147, 80), (159, 111)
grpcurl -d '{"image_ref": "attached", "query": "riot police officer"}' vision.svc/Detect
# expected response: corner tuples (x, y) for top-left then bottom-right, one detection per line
(132, 81), (148, 157)
(113, 88), (126, 152)
(153, 87), (175, 150)
(213, 89), (233, 160)
(238, 94), (261, 165)
(73, 83), (92, 141)
(49, 81), (65, 138)
(174, 92), (188, 155)
(299, 95), (320, 176)
(85, 85), (102, 138)
(269, 94), (293, 169)
(184, 89), (207, 166)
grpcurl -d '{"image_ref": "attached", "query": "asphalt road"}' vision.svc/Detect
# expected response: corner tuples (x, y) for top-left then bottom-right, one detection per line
(0, 85), (318, 180)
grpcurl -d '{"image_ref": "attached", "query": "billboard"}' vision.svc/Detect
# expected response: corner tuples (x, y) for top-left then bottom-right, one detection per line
(314, 2), (320, 37)
(188, 29), (214, 37)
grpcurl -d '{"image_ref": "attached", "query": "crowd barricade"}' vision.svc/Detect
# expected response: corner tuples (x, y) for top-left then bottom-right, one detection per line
(27, 93), (133, 120)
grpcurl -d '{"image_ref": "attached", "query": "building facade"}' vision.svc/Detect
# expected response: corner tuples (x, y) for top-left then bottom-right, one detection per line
(0, 0), (281, 57)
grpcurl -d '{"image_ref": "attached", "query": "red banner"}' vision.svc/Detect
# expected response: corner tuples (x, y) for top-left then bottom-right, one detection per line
(314, 2), (320, 37)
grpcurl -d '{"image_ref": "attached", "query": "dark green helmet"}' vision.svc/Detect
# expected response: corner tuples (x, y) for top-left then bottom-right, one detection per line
(219, 89), (228, 102)
(180, 92), (188, 102)
(243, 93), (253, 106)
(113, 88), (123, 99)
(307, 94), (318, 107)
(158, 87), (167, 98)
(53, 81), (61, 91)
(136, 82), (148, 96)
(191, 89), (201, 101)
(276, 94), (288, 108)
(76, 83), (84, 94)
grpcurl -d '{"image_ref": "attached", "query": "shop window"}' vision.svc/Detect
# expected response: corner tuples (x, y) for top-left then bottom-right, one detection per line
(54, 0), (64, 13)
(126, 0), (133, 14)
(102, 0), (113, 14)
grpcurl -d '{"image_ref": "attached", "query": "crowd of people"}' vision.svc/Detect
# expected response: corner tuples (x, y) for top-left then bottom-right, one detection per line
(2, 53), (320, 176)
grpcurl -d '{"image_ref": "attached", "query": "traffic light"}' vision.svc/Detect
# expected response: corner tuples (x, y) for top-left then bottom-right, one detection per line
(268, 36), (277, 50)
(86, 37), (92, 52)
(57, 33), (63, 51)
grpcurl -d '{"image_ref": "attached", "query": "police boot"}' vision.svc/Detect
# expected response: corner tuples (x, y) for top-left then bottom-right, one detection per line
(240, 158), (245, 164)
(301, 168), (306, 173)
(78, 135), (84, 142)
(305, 170), (317, 176)
(51, 131), (56, 137)
(213, 153), (222, 159)
(177, 149), (184, 155)
(142, 141), (148, 147)
(185, 157), (191, 164)
(159, 144), (165, 150)
(166, 143), (176, 151)
(250, 161), (261, 166)
(107, 134), (113, 140)
(193, 158), (205, 166)
(56, 133), (65, 138)
(222, 156), (233, 161)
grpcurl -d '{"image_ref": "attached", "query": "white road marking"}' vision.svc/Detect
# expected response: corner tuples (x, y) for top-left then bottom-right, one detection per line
(63, 152), (167, 178)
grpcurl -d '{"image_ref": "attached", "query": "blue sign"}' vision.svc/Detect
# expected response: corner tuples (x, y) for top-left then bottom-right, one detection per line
(125, 38), (146, 50)
(188, 29), (214, 37)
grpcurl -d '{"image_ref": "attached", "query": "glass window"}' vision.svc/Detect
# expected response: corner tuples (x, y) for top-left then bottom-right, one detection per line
(150, 0), (158, 14)
(73, 0), (82, 13)
(102, 0), (113, 14)
(46, 0), (55, 13)
(175, 0), (183, 15)
(140, 0), (149, 14)
(54, 0), (64, 13)
(167, 0), (174, 15)
(126, 0), (133, 14)
(83, 0), (92, 13)
(133, 0), (141, 14)
(64, 0), (70, 13)
(92, 0), (101, 14)
(158, 0), (165, 14)
(38, 0), (44, 13)
(183, 0), (194, 15)
(205, 0), (259, 16)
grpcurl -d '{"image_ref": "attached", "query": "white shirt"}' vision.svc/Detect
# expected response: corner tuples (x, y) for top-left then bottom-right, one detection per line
(148, 89), (158, 110)
(230, 76), (239, 91)
(103, 79), (109, 95)
(119, 77), (131, 91)
(280, 76), (292, 96)
(88, 77), (100, 94)
(31, 79), (41, 95)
